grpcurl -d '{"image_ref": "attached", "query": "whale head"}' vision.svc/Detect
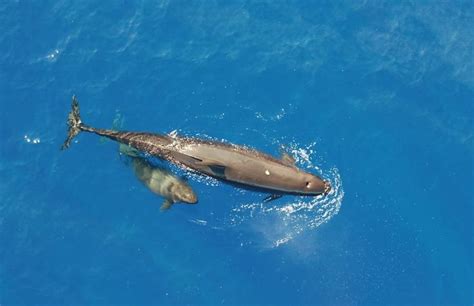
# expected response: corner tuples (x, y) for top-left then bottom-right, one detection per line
(171, 181), (198, 204)
(300, 173), (331, 195)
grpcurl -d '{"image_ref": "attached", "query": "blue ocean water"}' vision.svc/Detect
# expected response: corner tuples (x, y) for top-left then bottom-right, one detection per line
(1, 1), (473, 305)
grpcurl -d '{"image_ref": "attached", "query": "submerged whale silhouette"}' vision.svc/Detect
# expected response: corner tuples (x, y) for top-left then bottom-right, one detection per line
(119, 144), (197, 210)
(62, 96), (331, 200)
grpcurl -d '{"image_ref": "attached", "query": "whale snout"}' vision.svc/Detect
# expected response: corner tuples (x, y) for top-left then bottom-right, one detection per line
(304, 175), (331, 196)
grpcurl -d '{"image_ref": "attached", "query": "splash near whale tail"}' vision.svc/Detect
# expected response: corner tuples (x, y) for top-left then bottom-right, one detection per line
(61, 95), (83, 150)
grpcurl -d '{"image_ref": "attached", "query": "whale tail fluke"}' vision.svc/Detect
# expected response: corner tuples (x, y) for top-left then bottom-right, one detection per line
(61, 95), (83, 150)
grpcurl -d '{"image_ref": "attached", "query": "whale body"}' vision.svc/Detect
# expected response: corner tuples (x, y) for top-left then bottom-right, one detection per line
(62, 96), (331, 198)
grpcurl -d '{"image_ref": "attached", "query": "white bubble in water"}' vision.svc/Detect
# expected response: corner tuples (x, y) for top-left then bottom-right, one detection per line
(24, 135), (41, 144)
(45, 49), (60, 62)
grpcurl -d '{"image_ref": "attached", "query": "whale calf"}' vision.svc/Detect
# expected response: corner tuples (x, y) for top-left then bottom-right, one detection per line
(62, 96), (331, 199)
(119, 144), (197, 210)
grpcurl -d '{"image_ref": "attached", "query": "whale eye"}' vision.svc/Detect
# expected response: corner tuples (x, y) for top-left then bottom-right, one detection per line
(305, 181), (311, 188)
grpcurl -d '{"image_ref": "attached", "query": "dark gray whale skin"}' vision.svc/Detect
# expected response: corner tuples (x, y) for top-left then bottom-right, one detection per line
(62, 96), (331, 196)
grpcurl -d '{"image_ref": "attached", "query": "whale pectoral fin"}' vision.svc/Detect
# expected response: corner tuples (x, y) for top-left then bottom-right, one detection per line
(160, 199), (173, 211)
(195, 160), (227, 178)
(281, 153), (296, 167)
(263, 194), (283, 203)
(208, 164), (226, 178)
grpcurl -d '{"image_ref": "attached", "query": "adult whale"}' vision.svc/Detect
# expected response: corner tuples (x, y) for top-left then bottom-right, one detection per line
(62, 96), (331, 199)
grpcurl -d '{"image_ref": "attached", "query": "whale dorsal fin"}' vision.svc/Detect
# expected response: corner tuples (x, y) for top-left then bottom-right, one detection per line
(281, 152), (296, 167)
(279, 145), (296, 167)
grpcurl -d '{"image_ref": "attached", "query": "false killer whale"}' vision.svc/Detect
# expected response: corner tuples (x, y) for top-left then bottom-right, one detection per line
(62, 96), (331, 200)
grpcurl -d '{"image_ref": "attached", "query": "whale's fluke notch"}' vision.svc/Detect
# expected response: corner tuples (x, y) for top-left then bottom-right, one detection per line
(160, 199), (173, 211)
(61, 95), (83, 150)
